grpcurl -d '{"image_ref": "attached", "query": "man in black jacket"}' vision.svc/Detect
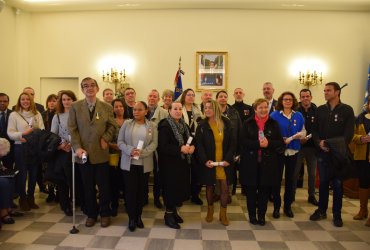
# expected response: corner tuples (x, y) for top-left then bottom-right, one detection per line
(232, 88), (254, 122)
(0, 93), (14, 169)
(310, 82), (355, 227)
(293, 89), (318, 205)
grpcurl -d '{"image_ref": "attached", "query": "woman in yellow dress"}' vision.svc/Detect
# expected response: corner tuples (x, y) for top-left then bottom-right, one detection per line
(195, 100), (236, 225)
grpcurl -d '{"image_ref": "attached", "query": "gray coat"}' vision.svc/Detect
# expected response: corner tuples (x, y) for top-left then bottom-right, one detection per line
(117, 119), (158, 173)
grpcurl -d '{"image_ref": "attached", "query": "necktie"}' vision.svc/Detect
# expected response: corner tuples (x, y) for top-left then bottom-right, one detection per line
(0, 112), (5, 133)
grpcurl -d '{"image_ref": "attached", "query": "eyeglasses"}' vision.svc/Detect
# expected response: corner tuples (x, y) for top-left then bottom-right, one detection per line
(82, 84), (96, 89)
(186, 94), (195, 97)
(282, 98), (293, 102)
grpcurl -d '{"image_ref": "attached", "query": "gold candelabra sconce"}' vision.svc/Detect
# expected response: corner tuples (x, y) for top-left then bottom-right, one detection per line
(102, 68), (130, 97)
(299, 71), (323, 88)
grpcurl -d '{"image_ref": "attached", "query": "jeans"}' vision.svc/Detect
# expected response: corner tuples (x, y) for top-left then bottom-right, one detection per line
(14, 144), (38, 198)
(317, 152), (343, 215)
(293, 147), (317, 197)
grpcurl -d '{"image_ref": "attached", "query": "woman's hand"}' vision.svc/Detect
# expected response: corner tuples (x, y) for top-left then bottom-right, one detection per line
(131, 148), (140, 158)
(181, 145), (189, 154)
(259, 137), (269, 148)
(222, 161), (230, 167)
(188, 145), (195, 154)
(206, 160), (214, 168)
(22, 127), (33, 136)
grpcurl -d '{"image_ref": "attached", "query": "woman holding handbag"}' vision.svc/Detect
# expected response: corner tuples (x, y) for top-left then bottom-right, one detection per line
(50, 90), (77, 216)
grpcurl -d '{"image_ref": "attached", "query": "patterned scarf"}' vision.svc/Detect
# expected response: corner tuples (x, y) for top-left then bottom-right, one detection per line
(167, 115), (192, 164)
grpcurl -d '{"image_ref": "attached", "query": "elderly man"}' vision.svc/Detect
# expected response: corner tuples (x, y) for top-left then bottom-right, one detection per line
(262, 82), (277, 114)
(146, 89), (168, 208)
(68, 77), (116, 228)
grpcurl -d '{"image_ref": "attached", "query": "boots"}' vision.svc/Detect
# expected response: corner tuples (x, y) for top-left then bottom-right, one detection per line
(353, 188), (369, 220)
(206, 205), (214, 223)
(19, 197), (30, 211)
(219, 206), (229, 226)
(27, 197), (39, 209)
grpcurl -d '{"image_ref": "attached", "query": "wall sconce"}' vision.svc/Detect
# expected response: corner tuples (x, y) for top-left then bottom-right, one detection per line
(299, 70), (323, 88)
(102, 68), (130, 97)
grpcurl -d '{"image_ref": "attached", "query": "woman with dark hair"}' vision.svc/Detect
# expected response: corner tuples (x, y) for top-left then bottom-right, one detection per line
(158, 102), (194, 229)
(352, 97), (370, 227)
(118, 101), (157, 232)
(42, 94), (58, 202)
(270, 91), (305, 219)
(180, 88), (203, 205)
(7, 92), (45, 211)
(239, 98), (284, 225)
(50, 90), (77, 216)
(195, 100), (236, 226)
(108, 98), (125, 216)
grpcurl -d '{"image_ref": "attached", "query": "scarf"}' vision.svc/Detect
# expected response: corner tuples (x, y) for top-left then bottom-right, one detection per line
(167, 115), (192, 164)
(255, 114), (269, 162)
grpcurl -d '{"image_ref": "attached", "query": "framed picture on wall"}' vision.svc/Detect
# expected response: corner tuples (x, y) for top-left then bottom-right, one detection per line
(196, 51), (228, 91)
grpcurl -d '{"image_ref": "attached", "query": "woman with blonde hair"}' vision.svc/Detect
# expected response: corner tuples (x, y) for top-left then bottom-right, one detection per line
(7, 92), (44, 211)
(195, 100), (235, 226)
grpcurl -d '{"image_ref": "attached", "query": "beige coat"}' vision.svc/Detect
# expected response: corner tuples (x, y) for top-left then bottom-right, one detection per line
(68, 99), (116, 164)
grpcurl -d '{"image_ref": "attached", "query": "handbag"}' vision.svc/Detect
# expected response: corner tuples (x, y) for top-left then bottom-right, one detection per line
(109, 153), (120, 167)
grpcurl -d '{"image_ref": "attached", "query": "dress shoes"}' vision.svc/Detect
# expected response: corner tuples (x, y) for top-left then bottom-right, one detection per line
(128, 219), (136, 232)
(173, 211), (184, 223)
(85, 217), (96, 227)
(333, 214), (343, 227)
(310, 209), (327, 221)
(164, 212), (180, 229)
(308, 196), (319, 206)
(273, 209), (280, 219)
(136, 216), (144, 228)
(249, 217), (258, 225)
(284, 208), (294, 218)
(100, 216), (111, 227)
(258, 216), (266, 226)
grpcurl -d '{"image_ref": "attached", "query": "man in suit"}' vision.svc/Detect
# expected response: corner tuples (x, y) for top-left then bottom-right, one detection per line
(0, 93), (14, 168)
(122, 87), (136, 119)
(68, 77), (116, 228)
(262, 82), (277, 114)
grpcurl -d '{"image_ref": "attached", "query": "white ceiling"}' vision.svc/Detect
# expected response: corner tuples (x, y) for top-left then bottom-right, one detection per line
(3, 0), (370, 12)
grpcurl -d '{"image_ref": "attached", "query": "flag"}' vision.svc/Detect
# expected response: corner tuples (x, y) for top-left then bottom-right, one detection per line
(173, 69), (184, 101)
(364, 65), (370, 106)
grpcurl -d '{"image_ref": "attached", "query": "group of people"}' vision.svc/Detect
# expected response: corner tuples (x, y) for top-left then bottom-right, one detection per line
(0, 78), (369, 232)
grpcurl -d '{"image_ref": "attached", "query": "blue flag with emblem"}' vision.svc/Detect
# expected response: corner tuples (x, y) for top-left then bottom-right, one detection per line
(174, 57), (184, 101)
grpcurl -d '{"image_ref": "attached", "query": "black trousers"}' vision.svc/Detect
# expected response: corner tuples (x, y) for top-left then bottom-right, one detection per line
(109, 165), (122, 209)
(191, 161), (201, 198)
(245, 185), (270, 219)
(79, 161), (111, 219)
(145, 155), (161, 201)
(123, 165), (150, 219)
(272, 154), (297, 210)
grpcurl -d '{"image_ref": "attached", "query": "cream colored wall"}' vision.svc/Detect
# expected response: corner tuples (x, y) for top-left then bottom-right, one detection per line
(1, 8), (369, 113)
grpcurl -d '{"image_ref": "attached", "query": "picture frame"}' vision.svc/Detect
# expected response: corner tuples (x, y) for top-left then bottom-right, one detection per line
(196, 51), (228, 91)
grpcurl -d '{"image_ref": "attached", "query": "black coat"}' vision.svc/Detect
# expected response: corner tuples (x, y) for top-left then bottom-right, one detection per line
(157, 119), (191, 205)
(239, 117), (284, 187)
(195, 116), (236, 185)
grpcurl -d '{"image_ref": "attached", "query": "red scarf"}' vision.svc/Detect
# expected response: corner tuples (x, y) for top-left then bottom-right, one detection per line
(255, 114), (268, 162)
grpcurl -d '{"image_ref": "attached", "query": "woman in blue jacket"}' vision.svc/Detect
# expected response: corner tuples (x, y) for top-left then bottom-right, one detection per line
(270, 91), (305, 219)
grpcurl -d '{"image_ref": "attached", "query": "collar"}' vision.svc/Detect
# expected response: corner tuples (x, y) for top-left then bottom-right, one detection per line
(280, 110), (296, 119)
